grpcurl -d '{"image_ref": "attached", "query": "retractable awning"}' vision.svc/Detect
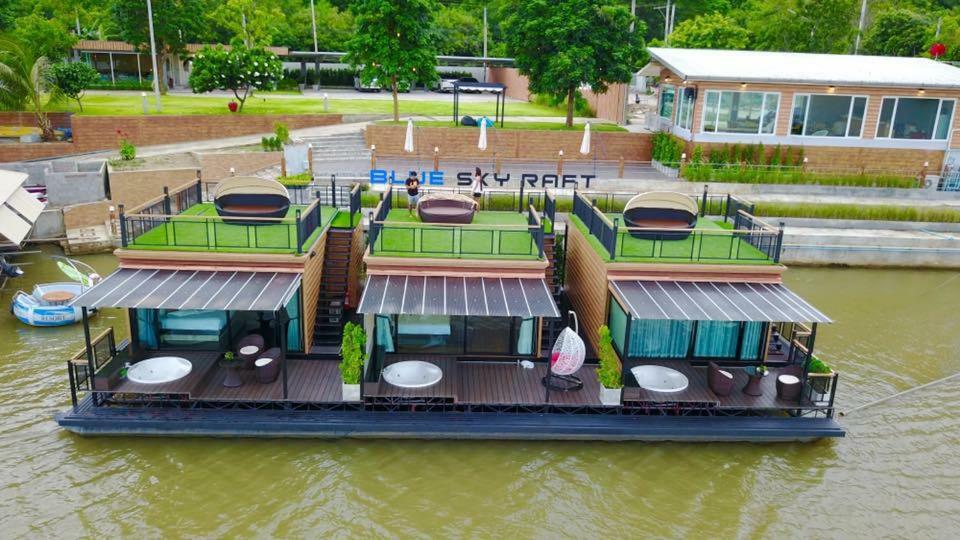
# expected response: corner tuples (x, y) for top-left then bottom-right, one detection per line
(70, 268), (301, 311)
(358, 275), (560, 318)
(610, 280), (831, 323)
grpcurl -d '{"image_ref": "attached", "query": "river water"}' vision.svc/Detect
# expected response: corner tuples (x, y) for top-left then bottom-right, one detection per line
(0, 247), (958, 538)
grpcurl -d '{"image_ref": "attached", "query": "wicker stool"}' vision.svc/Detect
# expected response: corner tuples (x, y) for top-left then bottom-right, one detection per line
(776, 374), (801, 401)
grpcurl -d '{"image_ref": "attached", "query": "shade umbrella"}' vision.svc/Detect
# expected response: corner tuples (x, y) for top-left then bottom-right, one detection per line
(478, 117), (488, 151)
(579, 122), (591, 155)
(403, 118), (414, 153)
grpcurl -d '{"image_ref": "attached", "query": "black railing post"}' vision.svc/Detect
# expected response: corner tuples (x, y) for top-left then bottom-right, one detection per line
(610, 218), (619, 260)
(195, 174), (202, 204)
(538, 221), (545, 259)
(724, 193), (731, 222)
(775, 221), (785, 263)
(369, 211), (377, 254)
(518, 180), (525, 213)
(331, 174), (337, 205)
(701, 184), (708, 217)
(118, 204), (128, 247)
(295, 209), (304, 254)
(162, 186), (172, 215)
(67, 362), (78, 410)
(81, 307), (96, 406)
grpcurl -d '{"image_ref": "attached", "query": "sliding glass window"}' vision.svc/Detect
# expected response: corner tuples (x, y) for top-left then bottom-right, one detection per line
(701, 90), (779, 135)
(659, 84), (676, 120)
(675, 87), (696, 130)
(791, 94), (867, 137)
(876, 97), (955, 140)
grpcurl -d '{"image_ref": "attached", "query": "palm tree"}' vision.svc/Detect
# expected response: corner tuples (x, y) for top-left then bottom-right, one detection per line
(0, 37), (58, 141)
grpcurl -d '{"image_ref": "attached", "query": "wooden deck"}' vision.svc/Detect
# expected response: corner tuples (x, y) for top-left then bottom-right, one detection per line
(107, 351), (220, 396)
(458, 362), (602, 407)
(623, 360), (806, 409)
(368, 356), (459, 401)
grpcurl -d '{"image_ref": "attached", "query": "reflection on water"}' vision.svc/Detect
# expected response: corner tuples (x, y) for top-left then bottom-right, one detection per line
(0, 249), (959, 536)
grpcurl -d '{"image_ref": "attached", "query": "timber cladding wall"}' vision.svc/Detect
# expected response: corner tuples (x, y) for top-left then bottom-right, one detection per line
(197, 151), (281, 181)
(564, 224), (610, 354)
(63, 201), (113, 229)
(301, 230), (328, 353)
(346, 223), (364, 308)
(109, 167), (199, 211)
(366, 125), (651, 161)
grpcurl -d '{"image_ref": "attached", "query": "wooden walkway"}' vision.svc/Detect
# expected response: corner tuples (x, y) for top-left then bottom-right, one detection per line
(108, 352), (219, 396)
(623, 360), (806, 409)
(458, 362), (603, 407)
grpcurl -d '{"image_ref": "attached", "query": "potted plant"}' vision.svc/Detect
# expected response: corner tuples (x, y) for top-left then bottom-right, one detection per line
(219, 351), (243, 388)
(340, 322), (366, 401)
(227, 101), (239, 112)
(597, 325), (623, 406)
(807, 356), (834, 393)
(756, 364), (769, 377)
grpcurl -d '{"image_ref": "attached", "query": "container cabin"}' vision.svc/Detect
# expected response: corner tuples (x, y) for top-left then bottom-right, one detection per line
(55, 182), (843, 441)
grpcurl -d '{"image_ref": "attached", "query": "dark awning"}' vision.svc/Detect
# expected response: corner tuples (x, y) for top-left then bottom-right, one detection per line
(358, 275), (560, 318)
(610, 280), (831, 323)
(70, 268), (301, 311)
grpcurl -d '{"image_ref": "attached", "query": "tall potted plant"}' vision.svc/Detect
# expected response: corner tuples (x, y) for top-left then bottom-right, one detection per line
(597, 325), (623, 406)
(340, 322), (366, 401)
(807, 356), (834, 394)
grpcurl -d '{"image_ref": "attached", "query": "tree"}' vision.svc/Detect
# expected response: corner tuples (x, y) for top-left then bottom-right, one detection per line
(345, 0), (440, 122)
(111, 0), (204, 92)
(863, 8), (932, 57)
(668, 13), (751, 50)
(10, 13), (78, 61)
(206, 0), (286, 47)
(928, 13), (960, 61)
(188, 45), (282, 112)
(435, 5), (482, 56)
(51, 62), (100, 111)
(0, 37), (59, 140)
(740, 0), (858, 53)
(503, 0), (643, 127)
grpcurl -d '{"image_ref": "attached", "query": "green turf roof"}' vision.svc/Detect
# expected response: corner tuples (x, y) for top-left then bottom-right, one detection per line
(126, 203), (341, 254)
(570, 214), (775, 265)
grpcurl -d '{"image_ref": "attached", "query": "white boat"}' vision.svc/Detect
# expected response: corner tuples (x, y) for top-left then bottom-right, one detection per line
(11, 257), (100, 327)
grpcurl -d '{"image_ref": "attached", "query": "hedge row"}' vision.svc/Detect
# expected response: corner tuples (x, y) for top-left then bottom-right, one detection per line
(681, 164), (918, 188)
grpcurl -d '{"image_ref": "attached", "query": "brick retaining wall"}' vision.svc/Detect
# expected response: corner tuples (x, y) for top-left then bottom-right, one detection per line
(365, 125), (651, 161)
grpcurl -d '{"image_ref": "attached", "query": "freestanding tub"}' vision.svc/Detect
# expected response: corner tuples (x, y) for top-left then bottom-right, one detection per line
(382, 360), (443, 389)
(126, 356), (193, 384)
(631, 365), (689, 393)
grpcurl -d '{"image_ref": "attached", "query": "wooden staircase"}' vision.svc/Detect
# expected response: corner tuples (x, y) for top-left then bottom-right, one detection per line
(312, 228), (354, 351)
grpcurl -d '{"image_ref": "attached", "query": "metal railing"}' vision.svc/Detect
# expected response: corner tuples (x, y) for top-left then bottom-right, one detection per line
(368, 186), (545, 258)
(67, 327), (123, 410)
(572, 191), (783, 263)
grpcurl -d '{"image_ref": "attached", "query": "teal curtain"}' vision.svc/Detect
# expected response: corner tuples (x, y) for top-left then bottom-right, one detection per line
(284, 292), (302, 353)
(517, 318), (534, 355)
(740, 322), (763, 360)
(608, 297), (628, 355)
(694, 321), (740, 358)
(376, 315), (395, 353)
(136, 309), (159, 349)
(628, 319), (693, 358)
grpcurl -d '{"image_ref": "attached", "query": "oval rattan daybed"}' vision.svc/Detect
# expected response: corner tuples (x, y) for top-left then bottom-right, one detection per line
(417, 192), (478, 224)
(622, 191), (698, 240)
(214, 176), (291, 221)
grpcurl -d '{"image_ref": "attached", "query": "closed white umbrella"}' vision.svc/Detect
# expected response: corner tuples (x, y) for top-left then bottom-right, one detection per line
(478, 117), (488, 151)
(579, 122), (591, 155)
(403, 118), (414, 153)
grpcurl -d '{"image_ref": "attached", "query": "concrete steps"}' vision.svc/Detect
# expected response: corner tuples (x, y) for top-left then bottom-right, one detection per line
(301, 132), (370, 162)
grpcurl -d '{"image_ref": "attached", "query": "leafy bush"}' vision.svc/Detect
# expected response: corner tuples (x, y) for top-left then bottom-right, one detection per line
(753, 202), (960, 223)
(681, 164), (917, 188)
(261, 136), (282, 151)
(808, 357), (832, 374)
(189, 44), (283, 112)
(274, 122), (290, 143)
(651, 132), (685, 165)
(532, 92), (594, 116)
(597, 325), (623, 389)
(277, 172), (313, 186)
(340, 322), (367, 385)
(88, 80), (154, 91)
(51, 62), (99, 111)
(116, 130), (136, 160)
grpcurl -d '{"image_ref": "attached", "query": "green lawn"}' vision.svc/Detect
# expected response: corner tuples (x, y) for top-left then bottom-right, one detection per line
(54, 92), (568, 117)
(128, 203), (336, 253)
(569, 214), (774, 265)
(375, 120), (626, 132)
(372, 209), (542, 259)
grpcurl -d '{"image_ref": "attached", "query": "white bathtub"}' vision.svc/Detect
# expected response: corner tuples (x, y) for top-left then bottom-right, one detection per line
(382, 360), (443, 389)
(127, 356), (193, 384)
(631, 365), (689, 393)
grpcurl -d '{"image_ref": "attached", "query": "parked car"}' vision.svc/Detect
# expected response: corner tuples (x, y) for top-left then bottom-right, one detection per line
(437, 78), (458, 93)
(353, 76), (381, 92)
(456, 77), (482, 93)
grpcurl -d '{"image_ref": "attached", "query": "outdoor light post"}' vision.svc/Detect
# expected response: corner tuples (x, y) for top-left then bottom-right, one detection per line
(145, 0), (162, 112)
(323, 93), (329, 112)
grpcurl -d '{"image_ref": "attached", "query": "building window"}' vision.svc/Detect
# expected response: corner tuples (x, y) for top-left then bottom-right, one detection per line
(674, 87), (695, 130)
(659, 84), (676, 120)
(876, 97), (955, 140)
(628, 319), (693, 358)
(791, 94), (867, 137)
(701, 90), (779, 135)
(608, 296), (628, 356)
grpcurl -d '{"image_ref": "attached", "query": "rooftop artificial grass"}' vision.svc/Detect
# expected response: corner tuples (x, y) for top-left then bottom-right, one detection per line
(569, 214), (774, 265)
(371, 209), (543, 259)
(128, 203), (336, 254)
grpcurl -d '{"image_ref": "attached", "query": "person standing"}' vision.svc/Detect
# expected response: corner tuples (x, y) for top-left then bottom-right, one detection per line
(471, 167), (484, 207)
(405, 171), (421, 217)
